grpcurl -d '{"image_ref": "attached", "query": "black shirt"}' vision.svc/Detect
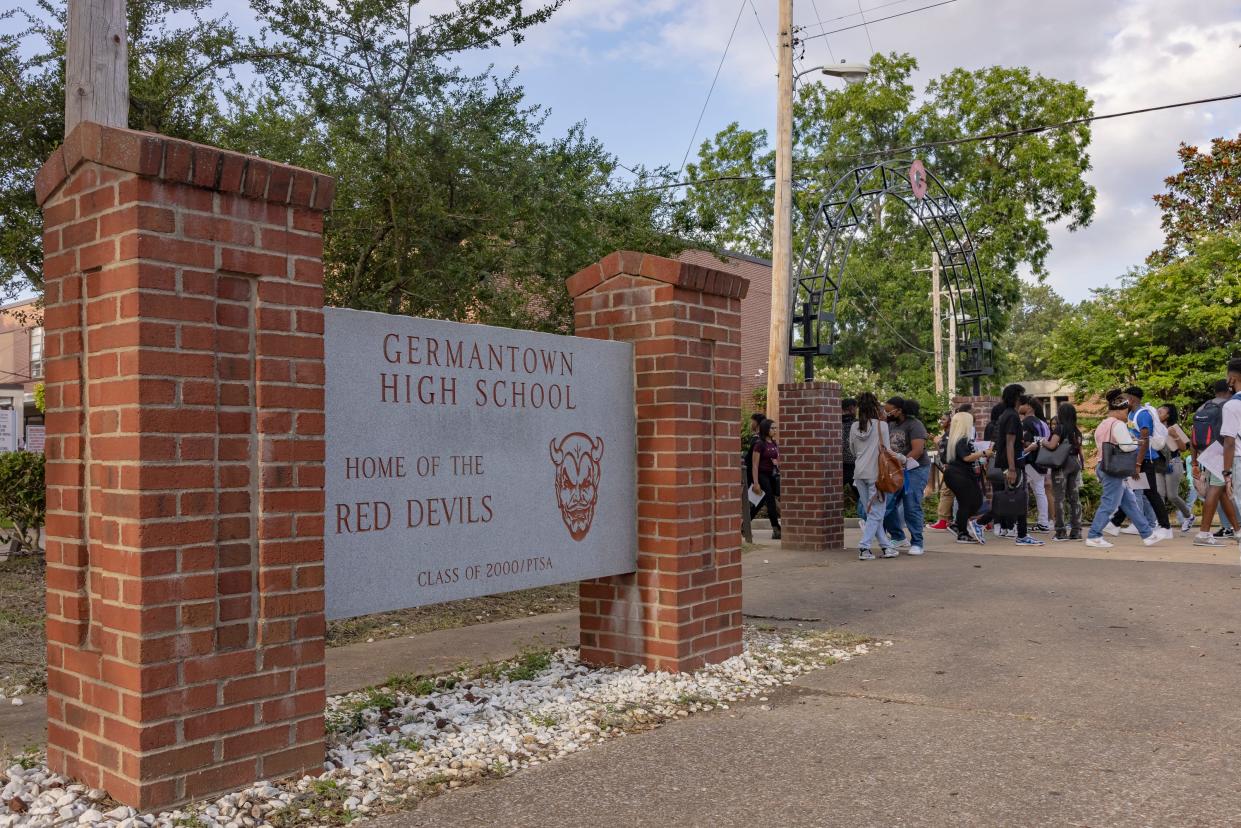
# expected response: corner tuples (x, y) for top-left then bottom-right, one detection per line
(994, 407), (1023, 469)
(948, 437), (976, 472)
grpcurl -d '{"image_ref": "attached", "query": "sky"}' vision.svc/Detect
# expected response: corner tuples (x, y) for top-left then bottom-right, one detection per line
(437, 0), (1241, 302)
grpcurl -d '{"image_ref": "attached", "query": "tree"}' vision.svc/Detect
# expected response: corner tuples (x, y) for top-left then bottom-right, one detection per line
(1002, 282), (1072, 381)
(1149, 134), (1241, 266)
(1, 0), (698, 331)
(1046, 230), (1241, 410)
(681, 53), (1096, 401)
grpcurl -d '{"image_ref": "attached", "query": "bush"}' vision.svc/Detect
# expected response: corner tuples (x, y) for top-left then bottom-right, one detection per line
(0, 451), (45, 556)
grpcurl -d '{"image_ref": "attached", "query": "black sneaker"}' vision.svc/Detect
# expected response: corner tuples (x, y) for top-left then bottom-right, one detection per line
(1068, 530), (1082, 541)
(1214, 527), (1234, 538)
(1052, 530), (1068, 542)
(1031, 523), (1052, 533)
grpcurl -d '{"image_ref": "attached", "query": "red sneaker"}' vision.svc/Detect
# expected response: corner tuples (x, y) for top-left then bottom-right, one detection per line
(928, 519), (950, 531)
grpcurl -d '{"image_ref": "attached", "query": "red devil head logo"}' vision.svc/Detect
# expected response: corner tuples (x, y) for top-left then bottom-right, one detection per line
(549, 433), (604, 541)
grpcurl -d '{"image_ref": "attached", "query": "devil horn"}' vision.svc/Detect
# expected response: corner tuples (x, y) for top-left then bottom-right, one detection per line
(590, 435), (604, 462)
(550, 438), (564, 465)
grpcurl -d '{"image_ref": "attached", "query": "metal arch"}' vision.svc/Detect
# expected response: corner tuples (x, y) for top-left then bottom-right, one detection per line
(789, 159), (994, 392)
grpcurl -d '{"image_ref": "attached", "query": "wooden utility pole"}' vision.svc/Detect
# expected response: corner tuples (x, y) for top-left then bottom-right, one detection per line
(65, 0), (129, 136)
(765, 0), (795, 421)
(930, 252), (943, 399)
(948, 298), (957, 397)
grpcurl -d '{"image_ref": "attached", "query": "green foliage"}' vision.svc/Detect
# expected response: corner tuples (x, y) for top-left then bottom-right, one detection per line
(32, 383), (44, 414)
(1002, 282), (1072, 381)
(387, 673), (436, 697)
(2, 0), (701, 329)
(1046, 231), (1241, 409)
(683, 53), (1096, 402)
(1149, 134), (1241, 266)
(0, 452), (44, 555)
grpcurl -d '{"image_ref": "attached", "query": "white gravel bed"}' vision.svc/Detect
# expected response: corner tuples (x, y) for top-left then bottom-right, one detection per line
(2, 628), (886, 828)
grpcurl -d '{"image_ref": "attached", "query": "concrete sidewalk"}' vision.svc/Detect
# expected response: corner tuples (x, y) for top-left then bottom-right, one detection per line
(373, 537), (1241, 827)
(0, 611), (578, 757)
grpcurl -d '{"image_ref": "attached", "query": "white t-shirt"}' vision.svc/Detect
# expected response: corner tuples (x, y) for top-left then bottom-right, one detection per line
(1221, 397), (1241, 440)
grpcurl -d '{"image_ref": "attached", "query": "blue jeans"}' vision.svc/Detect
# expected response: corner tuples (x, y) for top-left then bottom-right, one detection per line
(855, 479), (892, 550)
(1089, 473), (1154, 540)
(885, 463), (931, 547)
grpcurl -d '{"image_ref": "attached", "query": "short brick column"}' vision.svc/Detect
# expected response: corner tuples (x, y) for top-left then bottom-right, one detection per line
(953, 395), (1001, 438)
(568, 252), (747, 672)
(777, 381), (843, 551)
(36, 123), (333, 809)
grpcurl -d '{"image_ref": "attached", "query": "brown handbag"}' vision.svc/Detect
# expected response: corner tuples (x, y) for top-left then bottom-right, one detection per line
(876, 445), (905, 494)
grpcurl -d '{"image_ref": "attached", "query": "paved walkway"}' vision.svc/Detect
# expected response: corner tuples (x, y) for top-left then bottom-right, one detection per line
(374, 528), (1241, 827)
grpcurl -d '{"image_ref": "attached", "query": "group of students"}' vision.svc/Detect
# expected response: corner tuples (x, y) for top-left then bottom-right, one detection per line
(840, 359), (1241, 559)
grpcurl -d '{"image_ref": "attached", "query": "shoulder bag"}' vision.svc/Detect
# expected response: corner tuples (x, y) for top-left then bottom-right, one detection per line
(1034, 440), (1072, 469)
(875, 423), (905, 495)
(991, 468), (1027, 518)
(1100, 442), (1138, 478)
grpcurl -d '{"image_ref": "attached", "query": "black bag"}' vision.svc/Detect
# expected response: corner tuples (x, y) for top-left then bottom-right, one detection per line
(991, 479), (1027, 518)
(1100, 442), (1138, 478)
(1034, 440), (1072, 469)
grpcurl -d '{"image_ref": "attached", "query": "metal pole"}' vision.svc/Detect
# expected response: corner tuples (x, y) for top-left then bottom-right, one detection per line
(765, 0), (795, 420)
(65, 0), (129, 135)
(948, 298), (957, 399)
(931, 252), (943, 400)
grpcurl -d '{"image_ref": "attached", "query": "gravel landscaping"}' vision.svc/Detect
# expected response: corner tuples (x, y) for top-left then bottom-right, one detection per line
(1, 627), (883, 827)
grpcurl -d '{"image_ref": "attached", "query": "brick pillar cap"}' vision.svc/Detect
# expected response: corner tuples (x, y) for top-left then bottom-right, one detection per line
(35, 121), (336, 211)
(567, 251), (750, 301)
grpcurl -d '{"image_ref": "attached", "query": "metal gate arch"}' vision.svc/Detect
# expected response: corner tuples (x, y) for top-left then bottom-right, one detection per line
(790, 159), (994, 392)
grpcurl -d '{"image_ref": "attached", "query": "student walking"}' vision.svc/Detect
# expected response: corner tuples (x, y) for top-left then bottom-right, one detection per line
(993, 384), (1042, 546)
(749, 418), (782, 540)
(1086, 391), (1166, 548)
(1044, 402), (1084, 541)
(850, 393), (898, 560)
(942, 411), (990, 544)
(928, 413), (955, 532)
(1156, 404), (1194, 532)
(1191, 380), (1236, 542)
(882, 397), (931, 556)
(1020, 396), (1053, 532)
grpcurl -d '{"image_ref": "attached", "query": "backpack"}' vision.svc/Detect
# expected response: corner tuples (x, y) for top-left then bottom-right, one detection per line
(1192, 399), (1224, 450)
(1141, 403), (1168, 451)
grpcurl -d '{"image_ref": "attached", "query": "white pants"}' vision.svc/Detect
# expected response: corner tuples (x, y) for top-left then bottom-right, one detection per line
(1026, 466), (1050, 526)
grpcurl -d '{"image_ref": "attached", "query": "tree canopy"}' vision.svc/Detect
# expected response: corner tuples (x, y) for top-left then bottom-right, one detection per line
(681, 53), (1096, 399)
(1149, 134), (1241, 266)
(0, 0), (694, 330)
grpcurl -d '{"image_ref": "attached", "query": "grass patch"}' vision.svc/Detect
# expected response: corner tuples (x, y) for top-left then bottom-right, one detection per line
(479, 647), (554, 683)
(0, 555), (46, 696)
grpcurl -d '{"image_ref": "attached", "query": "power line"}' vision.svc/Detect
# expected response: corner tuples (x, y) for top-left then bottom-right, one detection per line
(807, 0), (837, 62)
(747, 0), (778, 64)
(678, 0), (748, 176)
(801, 0), (961, 41)
(855, 0), (877, 55)
(620, 90), (1241, 194)
(800, 0), (924, 34)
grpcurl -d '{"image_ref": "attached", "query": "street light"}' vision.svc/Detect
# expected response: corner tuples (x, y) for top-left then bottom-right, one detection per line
(766, 38), (871, 422)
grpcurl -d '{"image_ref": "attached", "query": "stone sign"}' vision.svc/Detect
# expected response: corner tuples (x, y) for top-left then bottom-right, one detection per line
(324, 308), (637, 619)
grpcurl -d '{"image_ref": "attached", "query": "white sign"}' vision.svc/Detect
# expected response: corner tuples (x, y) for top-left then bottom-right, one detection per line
(0, 410), (16, 452)
(24, 425), (45, 453)
(324, 308), (638, 620)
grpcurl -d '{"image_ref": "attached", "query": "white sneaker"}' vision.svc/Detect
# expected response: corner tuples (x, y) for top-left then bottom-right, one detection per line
(1121, 524), (1140, 535)
(1143, 532), (1166, 547)
(1181, 516), (1195, 533)
(1084, 537), (1113, 548)
(907, 545), (925, 556)
(858, 549), (876, 560)
(1157, 527), (1174, 541)
(891, 538), (911, 549)
(1103, 524), (1120, 537)
(881, 547), (900, 558)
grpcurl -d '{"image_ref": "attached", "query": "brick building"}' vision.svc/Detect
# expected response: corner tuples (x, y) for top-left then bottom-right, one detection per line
(678, 250), (771, 409)
(0, 298), (45, 446)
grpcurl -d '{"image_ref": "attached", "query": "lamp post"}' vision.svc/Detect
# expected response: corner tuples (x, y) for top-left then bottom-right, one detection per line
(765, 48), (870, 420)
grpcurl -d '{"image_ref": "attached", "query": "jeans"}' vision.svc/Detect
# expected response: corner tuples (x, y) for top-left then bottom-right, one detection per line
(1089, 473), (1154, 540)
(1026, 466), (1050, 526)
(1051, 468), (1082, 533)
(855, 478), (892, 550)
(884, 463), (931, 548)
(1158, 457), (1192, 520)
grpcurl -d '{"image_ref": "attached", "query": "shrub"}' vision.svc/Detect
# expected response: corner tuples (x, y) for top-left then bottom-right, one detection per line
(0, 451), (45, 556)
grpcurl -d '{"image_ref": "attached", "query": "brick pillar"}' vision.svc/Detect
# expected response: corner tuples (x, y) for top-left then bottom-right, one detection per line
(777, 381), (843, 551)
(953, 395), (1001, 438)
(567, 252), (748, 672)
(35, 123), (333, 810)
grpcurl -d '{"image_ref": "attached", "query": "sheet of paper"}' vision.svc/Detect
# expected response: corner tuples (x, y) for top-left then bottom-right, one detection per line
(1198, 442), (1226, 479)
(747, 486), (765, 507)
(1125, 475), (1150, 491)
(906, 457), (920, 471)
(974, 441), (992, 452)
